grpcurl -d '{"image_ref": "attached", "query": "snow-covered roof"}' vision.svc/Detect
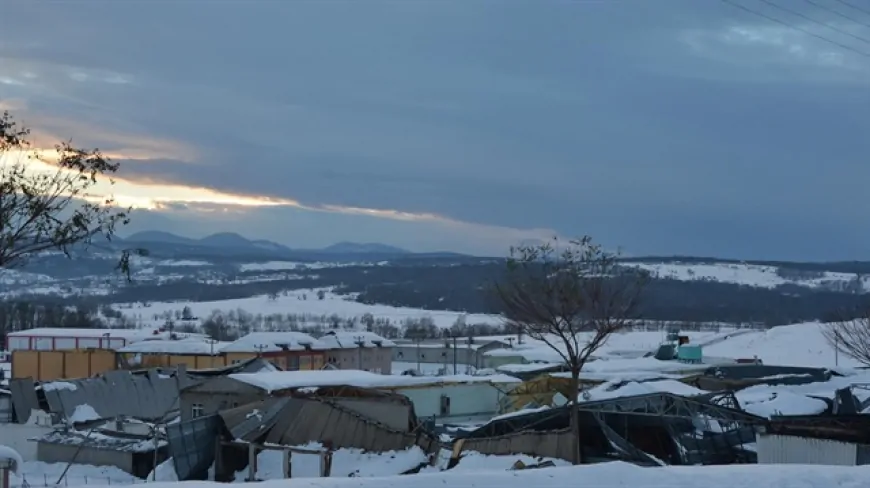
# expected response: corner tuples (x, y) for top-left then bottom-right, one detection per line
(580, 380), (706, 402)
(228, 370), (521, 393)
(496, 362), (565, 374)
(317, 331), (395, 349)
(220, 332), (327, 353)
(7, 328), (157, 340)
(483, 345), (566, 362)
(117, 338), (231, 355)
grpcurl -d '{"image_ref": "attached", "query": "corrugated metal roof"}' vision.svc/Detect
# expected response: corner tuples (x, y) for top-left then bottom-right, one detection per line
(42, 369), (182, 422)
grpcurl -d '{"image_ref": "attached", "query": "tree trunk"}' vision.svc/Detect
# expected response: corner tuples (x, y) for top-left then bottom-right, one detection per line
(570, 370), (582, 465)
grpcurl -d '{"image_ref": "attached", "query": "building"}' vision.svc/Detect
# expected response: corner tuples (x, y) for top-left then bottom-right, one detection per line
(179, 369), (522, 422)
(6, 328), (164, 352)
(220, 332), (327, 371)
(392, 338), (510, 372)
(317, 331), (393, 374)
(117, 338), (231, 370)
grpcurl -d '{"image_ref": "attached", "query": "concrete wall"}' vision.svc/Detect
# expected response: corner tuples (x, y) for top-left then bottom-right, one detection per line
(0, 424), (53, 461)
(326, 348), (392, 374)
(37, 442), (134, 474)
(179, 377), (266, 421)
(393, 383), (508, 420)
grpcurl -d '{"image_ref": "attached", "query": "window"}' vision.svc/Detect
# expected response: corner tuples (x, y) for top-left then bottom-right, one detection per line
(191, 403), (204, 418)
(231, 359), (242, 364)
(439, 395), (451, 416)
(231, 402), (239, 408)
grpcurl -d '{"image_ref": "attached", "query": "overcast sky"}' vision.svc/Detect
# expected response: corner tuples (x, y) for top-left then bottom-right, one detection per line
(2, 0), (869, 259)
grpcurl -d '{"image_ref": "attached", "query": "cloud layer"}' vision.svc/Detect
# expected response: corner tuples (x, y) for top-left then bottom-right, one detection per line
(2, 0), (869, 258)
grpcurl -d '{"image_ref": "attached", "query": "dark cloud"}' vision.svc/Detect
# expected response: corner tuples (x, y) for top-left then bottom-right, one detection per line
(2, 0), (869, 258)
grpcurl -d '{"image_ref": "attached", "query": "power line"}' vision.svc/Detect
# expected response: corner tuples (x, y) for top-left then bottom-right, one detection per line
(832, 0), (870, 18)
(719, 0), (870, 58)
(802, 0), (870, 30)
(757, 0), (870, 45)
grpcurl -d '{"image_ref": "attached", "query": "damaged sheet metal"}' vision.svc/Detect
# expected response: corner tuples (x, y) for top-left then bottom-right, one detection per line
(219, 398), (290, 442)
(42, 369), (181, 422)
(166, 414), (221, 481)
(460, 391), (766, 466)
(9, 378), (40, 424)
(218, 396), (435, 453)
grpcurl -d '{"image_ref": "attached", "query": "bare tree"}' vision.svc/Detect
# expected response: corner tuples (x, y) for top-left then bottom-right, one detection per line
(492, 236), (648, 464)
(0, 111), (145, 277)
(823, 308), (870, 367)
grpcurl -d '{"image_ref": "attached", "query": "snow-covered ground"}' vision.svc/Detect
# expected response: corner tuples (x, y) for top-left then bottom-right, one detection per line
(14, 461), (142, 487)
(482, 322), (854, 370)
(105, 462), (870, 488)
(628, 261), (865, 291)
(703, 322), (860, 368)
(483, 329), (735, 364)
(114, 289), (501, 329)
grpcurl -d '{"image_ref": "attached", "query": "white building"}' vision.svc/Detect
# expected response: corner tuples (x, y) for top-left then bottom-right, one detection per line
(5, 328), (200, 352)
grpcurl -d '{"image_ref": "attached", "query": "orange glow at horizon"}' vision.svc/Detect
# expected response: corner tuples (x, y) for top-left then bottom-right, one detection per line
(0, 148), (457, 224)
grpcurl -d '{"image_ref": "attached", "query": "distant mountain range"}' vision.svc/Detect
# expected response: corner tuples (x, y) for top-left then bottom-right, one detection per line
(119, 231), (438, 258)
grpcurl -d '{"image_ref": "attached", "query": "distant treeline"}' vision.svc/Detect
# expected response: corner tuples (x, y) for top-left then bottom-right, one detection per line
(4, 261), (869, 329)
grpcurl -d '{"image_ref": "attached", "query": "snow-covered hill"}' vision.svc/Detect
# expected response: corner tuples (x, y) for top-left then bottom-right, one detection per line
(627, 261), (866, 292)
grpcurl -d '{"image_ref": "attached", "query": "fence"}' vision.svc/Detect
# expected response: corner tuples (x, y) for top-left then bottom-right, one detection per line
(15, 474), (147, 487)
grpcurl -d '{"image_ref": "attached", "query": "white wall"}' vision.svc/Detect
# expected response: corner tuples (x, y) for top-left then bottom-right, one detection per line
(396, 383), (506, 419)
(0, 424), (53, 461)
(757, 434), (858, 466)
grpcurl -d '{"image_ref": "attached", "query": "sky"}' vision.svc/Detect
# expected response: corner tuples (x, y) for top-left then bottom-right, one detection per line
(1, 0), (870, 260)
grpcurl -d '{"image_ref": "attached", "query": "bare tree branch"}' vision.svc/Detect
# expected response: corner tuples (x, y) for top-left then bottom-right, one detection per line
(823, 306), (870, 367)
(0, 111), (146, 279)
(491, 235), (648, 464)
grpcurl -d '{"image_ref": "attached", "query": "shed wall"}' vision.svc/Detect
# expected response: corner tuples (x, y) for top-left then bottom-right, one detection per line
(36, 442), (134, 475)
(394, 383), (507, 419)
(756, 434), (858, 466)
(459, 428), (574, 461)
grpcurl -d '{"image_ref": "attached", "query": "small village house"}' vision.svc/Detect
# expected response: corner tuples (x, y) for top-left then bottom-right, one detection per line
(392, 338), (511, 372)
(317, 331), (394, 374)
(220, 332), (327, 371)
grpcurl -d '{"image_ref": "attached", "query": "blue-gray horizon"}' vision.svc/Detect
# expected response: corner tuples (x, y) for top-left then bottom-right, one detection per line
(2, 0), (868, 260)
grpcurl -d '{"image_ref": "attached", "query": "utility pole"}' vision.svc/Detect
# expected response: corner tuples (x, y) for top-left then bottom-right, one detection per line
(354, 336), (365, 370)
(467, 335), (474, 374)
(415, 337), (421, 373)
(452, 335), (458, 375)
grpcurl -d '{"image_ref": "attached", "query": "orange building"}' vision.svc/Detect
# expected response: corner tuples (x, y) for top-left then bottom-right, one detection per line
(220, 332), (326, 371)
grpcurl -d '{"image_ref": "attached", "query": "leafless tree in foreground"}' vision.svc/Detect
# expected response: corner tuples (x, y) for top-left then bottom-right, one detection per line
(0, 111), (145, 278)
(492, 236), (648, 464)
(823, 307), (870, 367)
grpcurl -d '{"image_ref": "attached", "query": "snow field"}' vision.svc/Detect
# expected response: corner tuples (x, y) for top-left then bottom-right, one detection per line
(629, 262), (864, 290)
(114, 289), (501, 329)
(151, 461), (870, 488)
